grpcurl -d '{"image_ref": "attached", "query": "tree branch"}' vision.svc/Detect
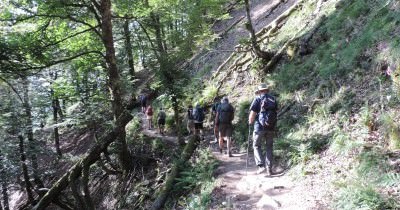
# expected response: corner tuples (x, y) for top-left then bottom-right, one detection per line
(41, 26), (100, 50)
(0, 75), (23, 103)
(22, 51), (104, 73)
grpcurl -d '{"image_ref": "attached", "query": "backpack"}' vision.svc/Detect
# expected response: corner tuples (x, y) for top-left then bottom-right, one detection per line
(193, 107), (205, 122)
(258, 94), (277, 129)
(158, 111), (166, 120)
(141, 95), (147, 104)
(218, 103), (234, 124)
(146, 106), (153, 115)
(187, 108), (194, 120)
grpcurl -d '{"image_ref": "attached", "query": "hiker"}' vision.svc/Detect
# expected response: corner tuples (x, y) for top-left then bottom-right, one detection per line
(248, 83), (278, 175)
(157, 107), (167, 135)
(211, 97), (221, 142)
(146, 104), (153, 129)
(215, 96), (235, 157)
(140, 94), (147, 113)
(193, 102), (205, 139)
(186, 105), (195, 134)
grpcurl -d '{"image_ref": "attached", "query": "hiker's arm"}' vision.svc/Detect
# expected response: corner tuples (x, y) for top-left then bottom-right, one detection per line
(215, 112), (219, 126)
(248, 111), (257, 124)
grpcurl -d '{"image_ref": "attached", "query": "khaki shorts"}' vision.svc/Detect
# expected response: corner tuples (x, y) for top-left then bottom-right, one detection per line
(219, 123), (233, 137)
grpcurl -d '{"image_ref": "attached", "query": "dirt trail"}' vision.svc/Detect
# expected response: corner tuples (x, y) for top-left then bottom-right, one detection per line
(137, 112), (179, 144)
(138, 115), (327, 209)
(209, 143), (327, 210)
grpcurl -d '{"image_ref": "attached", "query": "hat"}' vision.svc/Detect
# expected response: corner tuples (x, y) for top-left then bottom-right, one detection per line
(255, 83), (270, 94)
(221, 96), (229, 103)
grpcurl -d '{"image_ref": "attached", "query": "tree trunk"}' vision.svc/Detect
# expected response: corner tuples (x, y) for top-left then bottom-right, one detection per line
(172, 96), (184, 145)
(124, 18), (135, 89)
(56, 98), (64, 121)
(151, 135), (200, 210)
(1, 182), (9, 210)
(0, 151), (9, 210)
(82, 165), (95, 210)
(70, 180), (86, 210)
(32, 111), (133, 210)
(51, 93), (62, 158)
(99, 0), (132, 172)
(18, 135), (35, 204)
(22, 76), (44, 189)
(243, 0), (273, 60)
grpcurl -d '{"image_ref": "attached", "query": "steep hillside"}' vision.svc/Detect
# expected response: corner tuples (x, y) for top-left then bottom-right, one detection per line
(191, 0), (400, 208)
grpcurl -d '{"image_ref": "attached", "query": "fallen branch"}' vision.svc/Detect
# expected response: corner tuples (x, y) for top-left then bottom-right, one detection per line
(298, 15), (327, 55)
(256, 0), (305, 40)
(211, 53), (236, 80)
(217, 16), (245, 38)
(32, 111), (133, 210)
(263, 0), (285, 19)
(263, 0), (326, 73)
(216, 54), (251, 92)
(150, 135), (200, 210)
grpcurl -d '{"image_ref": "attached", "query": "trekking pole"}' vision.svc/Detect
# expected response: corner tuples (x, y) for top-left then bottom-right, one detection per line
(246, 124), (251, 176)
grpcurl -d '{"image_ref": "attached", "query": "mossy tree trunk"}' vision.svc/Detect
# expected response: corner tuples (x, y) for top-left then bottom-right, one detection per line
(151, 135), (200, 210)
(96, 0), (132, 172)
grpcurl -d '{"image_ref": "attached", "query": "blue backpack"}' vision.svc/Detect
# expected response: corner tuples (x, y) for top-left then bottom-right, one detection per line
(258, 94), (277, 129)
(193, 107), (205, 122)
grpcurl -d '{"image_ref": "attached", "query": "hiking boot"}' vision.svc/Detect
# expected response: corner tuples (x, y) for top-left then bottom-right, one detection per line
(265, 167), (273, 176)
(257, 166), (266, 174)
(228, 151), (233, 157)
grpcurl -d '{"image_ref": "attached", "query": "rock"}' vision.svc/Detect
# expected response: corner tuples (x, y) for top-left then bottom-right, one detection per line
(234, 194), (250, 201)
(256, 195), (281, 209)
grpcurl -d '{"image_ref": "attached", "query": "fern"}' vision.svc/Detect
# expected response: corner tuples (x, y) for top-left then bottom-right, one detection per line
(380, 172), (400, 187)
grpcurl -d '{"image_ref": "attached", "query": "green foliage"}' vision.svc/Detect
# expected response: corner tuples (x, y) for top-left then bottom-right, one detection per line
(199, 85), (218, 105)
(232, 100), (251, 149)
(333, 184), (387, 210)
(379, 112), (400, 150)
(173, 149), (218, 209)
(126, 117), (142, 142)
(380, 172), (400, 188)
(357, 150), (389, 182)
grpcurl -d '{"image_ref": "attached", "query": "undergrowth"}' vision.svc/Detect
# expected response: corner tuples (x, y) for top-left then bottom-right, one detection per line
(170, 149), (218, 209)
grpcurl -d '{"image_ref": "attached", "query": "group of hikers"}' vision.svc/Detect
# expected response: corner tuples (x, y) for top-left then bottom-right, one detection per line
(140, 94), (166, 135)
(139, 83), (278, 175)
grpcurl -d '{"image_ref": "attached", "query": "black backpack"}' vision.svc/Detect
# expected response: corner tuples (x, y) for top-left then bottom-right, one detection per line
(218, 103), (234, 124)
(193, 107), (205, 122)
(187, 108), (194, 120)
(258, 94), (277, 129)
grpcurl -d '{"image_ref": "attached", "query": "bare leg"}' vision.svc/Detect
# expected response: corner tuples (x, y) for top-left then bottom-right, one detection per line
(227, 137), (232, 157)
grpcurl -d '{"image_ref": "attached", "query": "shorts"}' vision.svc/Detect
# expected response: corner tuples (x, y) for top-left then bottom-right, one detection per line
(158, 118), (165, 125)
(146, 115), (153, 120)
(194, 122), (203, 130)
(218, 123), (233, 137)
